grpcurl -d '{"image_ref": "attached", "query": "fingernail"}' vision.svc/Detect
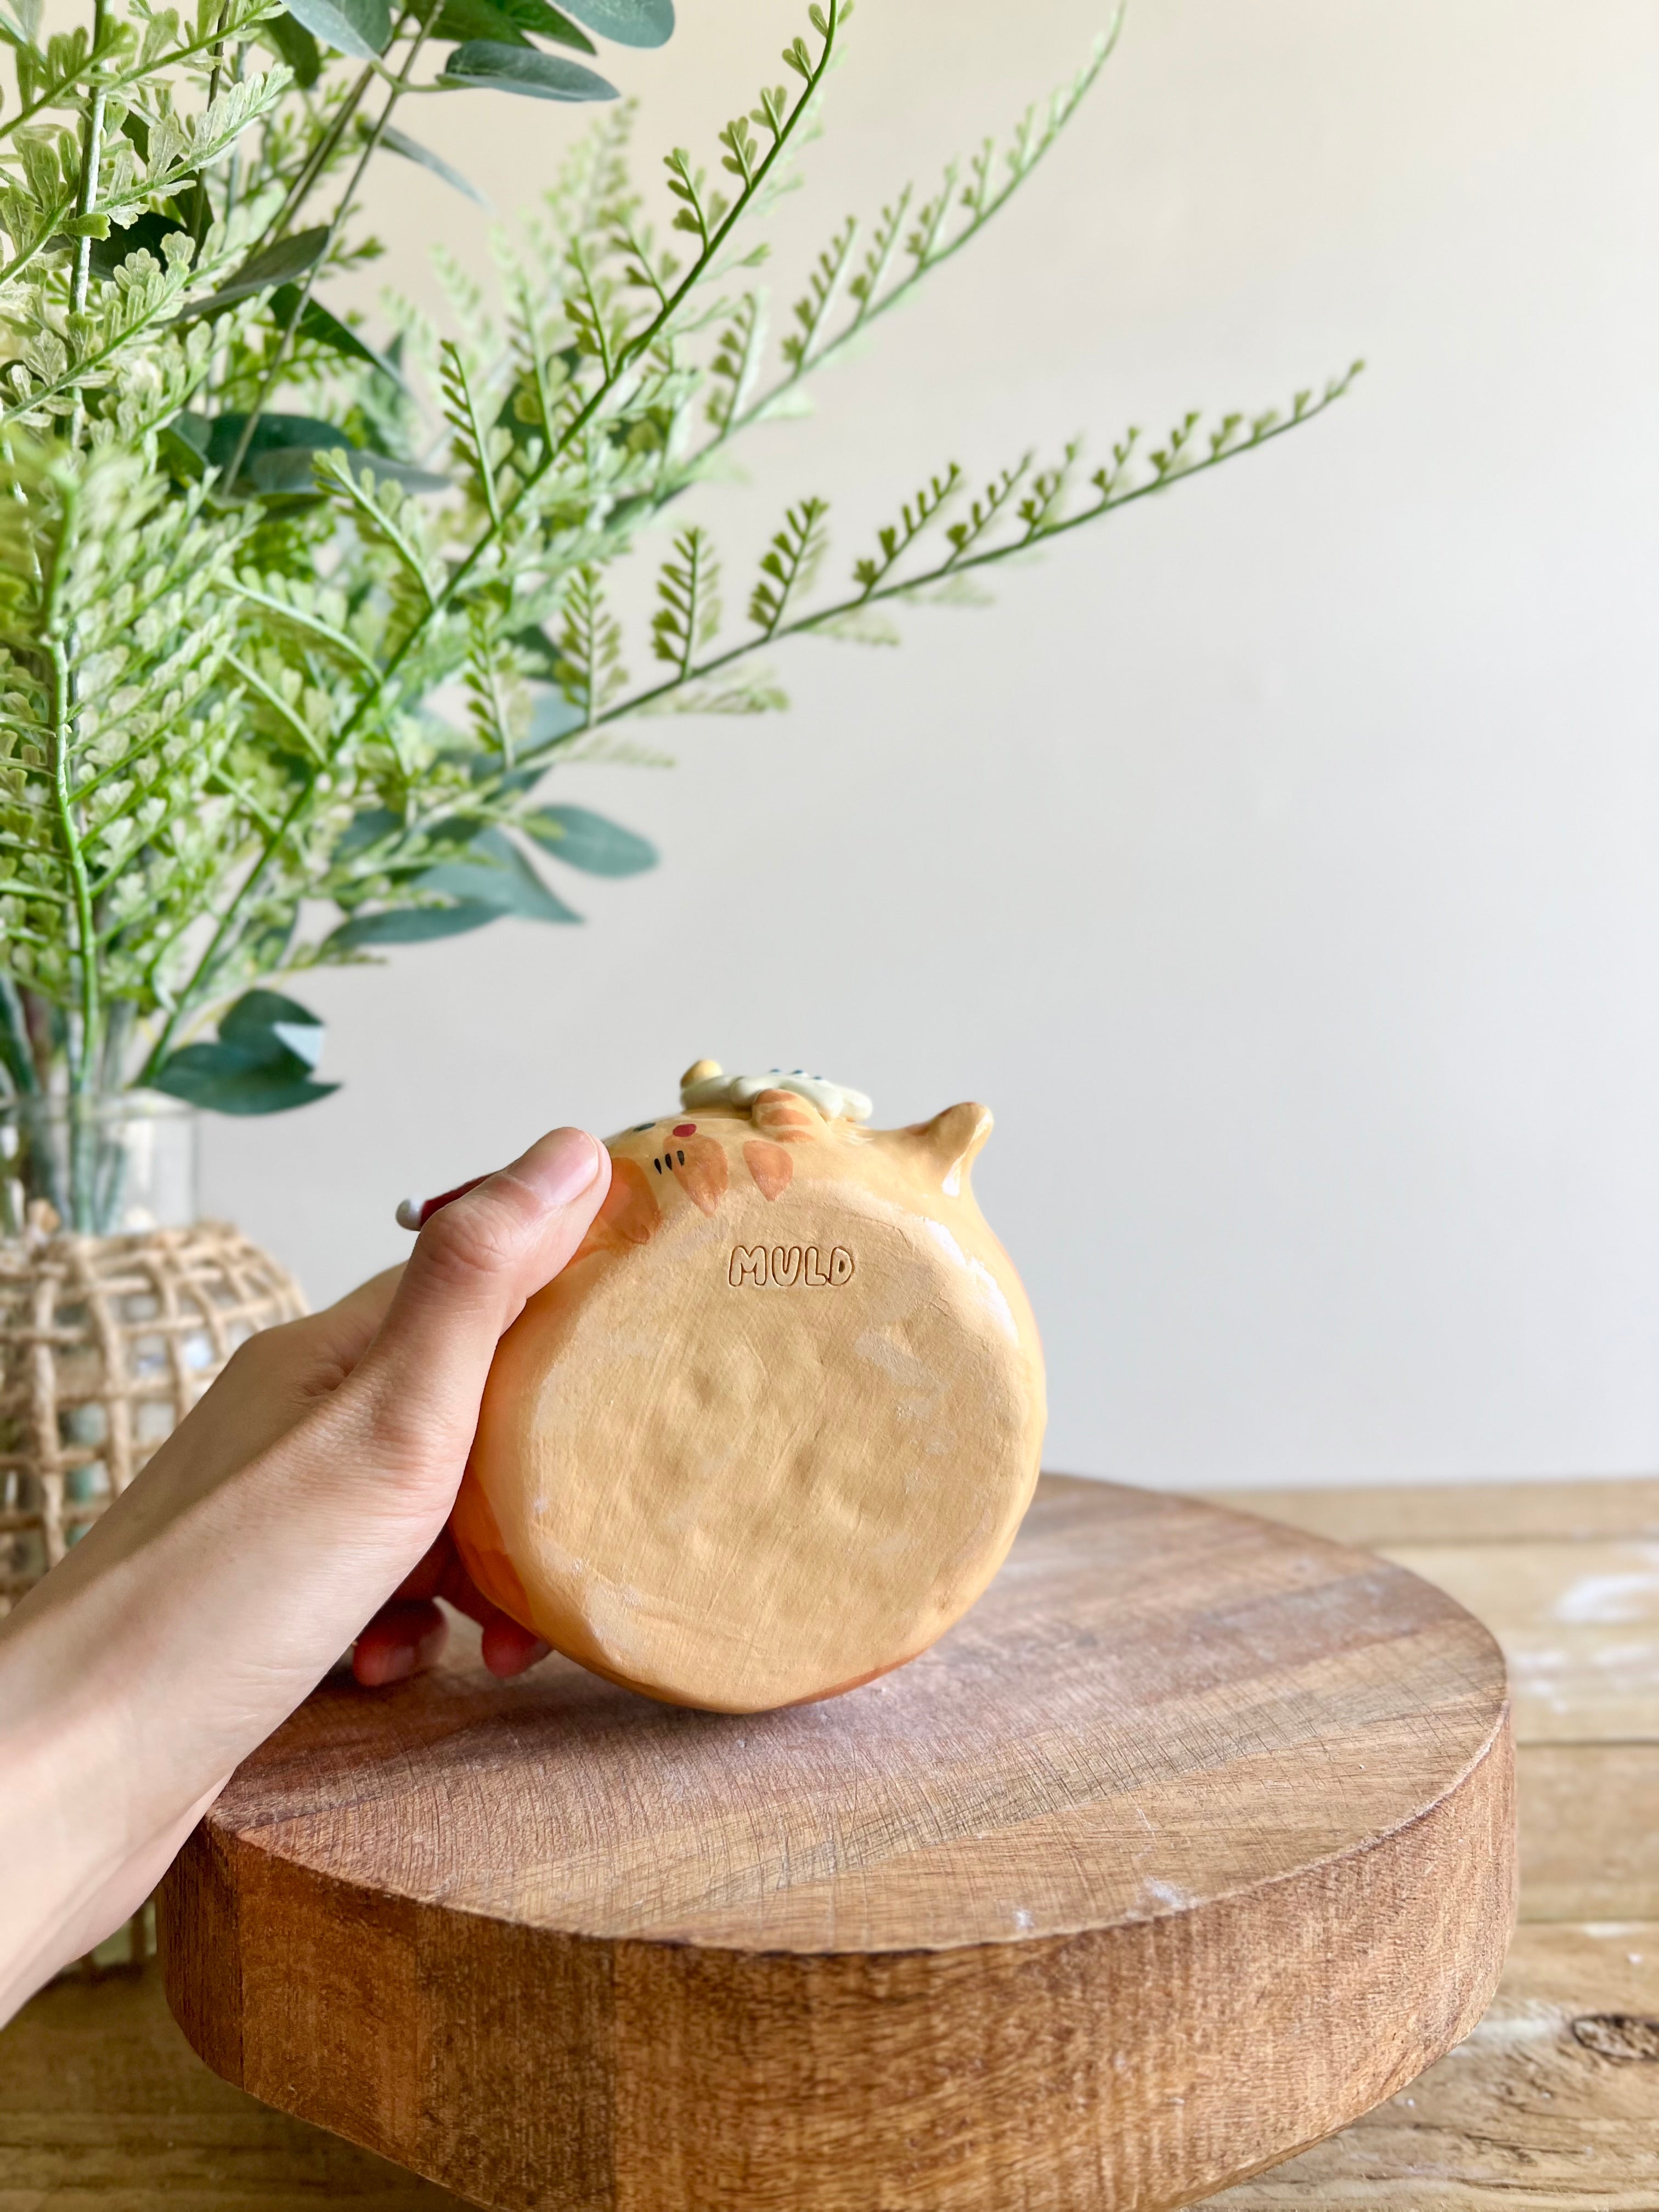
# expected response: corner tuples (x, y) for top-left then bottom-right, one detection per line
(522, 1126), (603, 1207)
(394, 1131), (601, 1231)
(395, 1174), (489, 1231)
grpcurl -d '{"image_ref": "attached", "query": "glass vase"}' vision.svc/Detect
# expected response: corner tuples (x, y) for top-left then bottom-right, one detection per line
(0, 1091), (198, 1238)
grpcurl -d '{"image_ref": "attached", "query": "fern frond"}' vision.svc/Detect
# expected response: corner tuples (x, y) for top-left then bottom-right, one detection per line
(463, 606), (528, 764)
(636, 670), (786, 716)
(749, 496), (828, 636)
(650, 525), (720, 678)
(555, 563), (627, 724)
(704, 289), (766, 432)
(850, 464), (962, 594)
(712, 22), (1119, 437)
(438, 338), (503, 528)
(313, 452), (438, 619)
(781, 213), (854, 376)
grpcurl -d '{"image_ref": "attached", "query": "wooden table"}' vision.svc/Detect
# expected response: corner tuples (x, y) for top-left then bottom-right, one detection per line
(4, 1475), (1657, 2210)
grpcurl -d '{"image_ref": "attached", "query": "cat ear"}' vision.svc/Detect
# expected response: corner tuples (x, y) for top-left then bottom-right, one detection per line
(900, 1102), (993, 1195)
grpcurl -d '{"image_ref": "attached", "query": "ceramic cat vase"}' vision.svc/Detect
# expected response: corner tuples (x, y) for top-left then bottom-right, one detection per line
(453, 1063), (1047, 1713)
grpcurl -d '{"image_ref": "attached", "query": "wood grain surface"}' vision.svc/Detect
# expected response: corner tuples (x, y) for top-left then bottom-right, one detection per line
(1517, 1744), (1659, 1920)
(15, 1917), (1659, 2212)
(8, 1473), (1657, 2211)
(159, 1477), (1515, 2212)
(1380, 1539), (1659, 1742)
(1206, 1921), (1659, 2210)
(0, 1966), (456, 2211)
(1214, 1476), (1659, 1547)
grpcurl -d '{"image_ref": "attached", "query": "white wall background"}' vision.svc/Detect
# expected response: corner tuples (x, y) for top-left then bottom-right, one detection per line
(203, 0), (1659, 1489)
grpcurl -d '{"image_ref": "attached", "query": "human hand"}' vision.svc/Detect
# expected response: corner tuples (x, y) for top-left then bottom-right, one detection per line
(0, 1124), (611, 2021)
(352, 1520), (554, 1686)
(198, 1261), (559, 1690)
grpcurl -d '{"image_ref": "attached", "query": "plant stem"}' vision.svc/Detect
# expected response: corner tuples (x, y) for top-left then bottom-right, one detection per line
(588, 380), (1361, 732)
(137, 775), (315, 1086)
(0, 976), (37, 1096)
(47, 595), (101, 1224)
(0, 8), (275, 151)
(98, 998), (134, 1092)
(221, 0), (444, 491)
(267, 59), (382, 242)
(262, 0), (419, 245)
(193, 1), (234, 255)
(714, 16), (1121, 461)
(329, 0), (845, 759)
(46, 642), (99, 1098)
(69, 0), (110, 319)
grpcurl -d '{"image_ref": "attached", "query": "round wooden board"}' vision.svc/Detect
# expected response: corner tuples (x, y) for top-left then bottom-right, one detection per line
(161, 1477), (1515, 2212)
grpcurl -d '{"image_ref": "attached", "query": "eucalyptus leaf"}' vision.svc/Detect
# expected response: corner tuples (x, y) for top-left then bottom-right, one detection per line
(521, 804), (657, 877)
(0, 976), (37, 1097)
(356, 452), (455, 492)
(552, 0), (670, 47)
(467, 761), (540, 794)
(280, 0), (390, 59)
(528, 688), (585, 745)
(219, 989), (328, 1071)
(510, 623), (562, 681)
(336, 808), (484, 861)
(271, 285), (403, 383)
(261, 9), (322, 84)
(201, 409), (349, 473)
(309, 444), (454, 495)
(220, 228), (331, 292)
(416, 827), (582, 921)
(191, 413), (449, 495)
(151, 989), (338, 1115)
(159, 415), (210, 479)
(327, 901), (503, 948)
(439, 39), (617, 98)
(493, 0), (596, 50)
(150, 1047), (338, 1112)
(376, 123), (492, 206)
(182, 226), (329, 318)
(335, 805), (402, 856)
(430, 0), (529, 45)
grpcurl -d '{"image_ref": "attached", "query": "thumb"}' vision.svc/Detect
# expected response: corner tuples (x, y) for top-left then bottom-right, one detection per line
(346, 1124), (611, 1467)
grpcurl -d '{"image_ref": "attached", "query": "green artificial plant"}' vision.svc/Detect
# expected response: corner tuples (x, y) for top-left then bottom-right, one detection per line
(0, 0), (1357, 1227)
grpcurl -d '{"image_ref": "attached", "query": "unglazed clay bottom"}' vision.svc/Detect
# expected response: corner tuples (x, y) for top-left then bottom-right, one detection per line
(453, 1064), (1047, 1712)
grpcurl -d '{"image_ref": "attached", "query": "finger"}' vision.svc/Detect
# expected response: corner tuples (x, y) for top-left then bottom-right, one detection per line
(352, 1599), (448, 1686)
(430, 1540), (553, 1677)
(386, 1531), (452, 1605)
(480, 1616), (551, 1678)
(348, 1127), (610, 1464)
(320, 1265), (405, 1359)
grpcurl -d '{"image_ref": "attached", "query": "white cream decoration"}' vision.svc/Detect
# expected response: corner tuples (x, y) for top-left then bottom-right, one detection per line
(679, 1060), (873, 1124)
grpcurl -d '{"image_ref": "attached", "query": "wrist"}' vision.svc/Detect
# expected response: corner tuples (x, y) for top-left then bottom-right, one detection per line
(0, 1626), (140, 2016)
(0, 1541), (235, 2022)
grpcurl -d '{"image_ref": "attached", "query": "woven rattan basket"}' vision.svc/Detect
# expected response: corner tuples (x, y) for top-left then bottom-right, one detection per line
(0, 1220), (306, 1613)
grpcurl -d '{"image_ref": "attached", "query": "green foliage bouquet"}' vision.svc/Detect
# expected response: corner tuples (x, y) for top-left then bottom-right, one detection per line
(0, 0), (1356, 1228)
